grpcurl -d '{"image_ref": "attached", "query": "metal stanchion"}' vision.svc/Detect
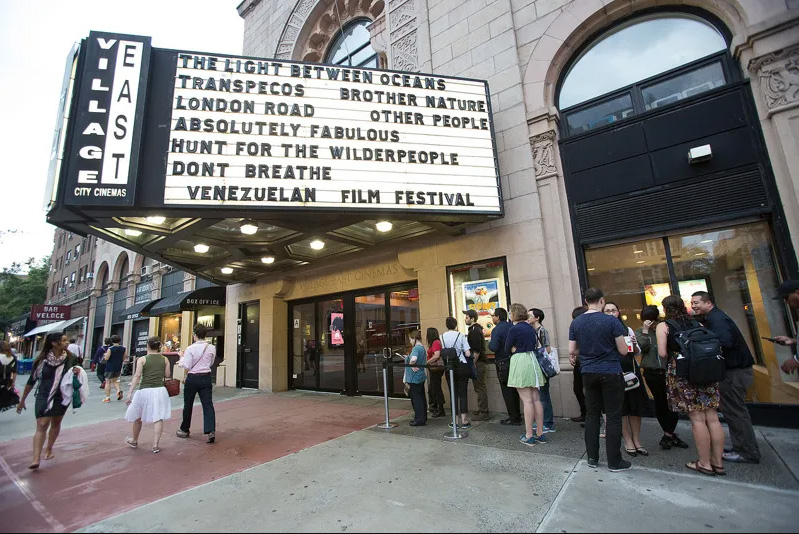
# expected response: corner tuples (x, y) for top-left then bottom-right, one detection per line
(377, 354), (397, 430)
(443, 362), (467, 440)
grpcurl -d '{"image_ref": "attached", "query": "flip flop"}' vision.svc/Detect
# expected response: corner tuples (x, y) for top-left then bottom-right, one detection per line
(44, 452), (55, 460)
(635, 447), (649, 457)
(686, 461), (715, 476)
(28, 461), (40, 470)
(152, 447), (160, 453)
(125, 437), (138, 449)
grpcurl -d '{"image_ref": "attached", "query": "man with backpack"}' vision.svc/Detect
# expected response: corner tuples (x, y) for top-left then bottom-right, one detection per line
(691, 291), (760, 464)
(464, 310), (489, 421)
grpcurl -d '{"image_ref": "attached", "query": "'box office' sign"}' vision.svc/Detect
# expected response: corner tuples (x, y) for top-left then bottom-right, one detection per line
(55, 31), (502, 215)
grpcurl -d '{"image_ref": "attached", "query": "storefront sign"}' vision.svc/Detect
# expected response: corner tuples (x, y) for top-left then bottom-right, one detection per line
(31, 305), (71, 321)
(50, 32), (501, 217)
(134, 280), (152, 304)
(63, 32), (151, 206)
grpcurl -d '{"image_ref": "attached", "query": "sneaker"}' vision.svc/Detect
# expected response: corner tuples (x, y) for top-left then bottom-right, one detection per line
(722, 451), (759, 464)
(659, 435), (673, 450)
(519, 435), (537, 447)
(609, 460), (632, 472)
(587, 458), (599, 468)
(176, 429), (190, 438)
(543, 426), (556, 434)
(102, 397), (110, 403)
(670, 434), (689, 449)
(535, 434), (547, 444)
(449, 422), (471, 429)
(206, 432), (215, 444)
(724, 446), (734, 454)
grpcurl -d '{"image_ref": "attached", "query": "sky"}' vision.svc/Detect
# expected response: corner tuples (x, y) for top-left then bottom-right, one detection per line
(0, 0), (244, 271)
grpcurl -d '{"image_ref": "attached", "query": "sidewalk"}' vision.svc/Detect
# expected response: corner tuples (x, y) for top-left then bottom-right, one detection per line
(1, 388), (797, 533)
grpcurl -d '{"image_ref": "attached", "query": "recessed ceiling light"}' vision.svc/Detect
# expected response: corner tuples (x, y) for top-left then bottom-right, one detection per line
(124, 229), (142, 237)
(695, 252), (705, 256)
(261, 256), (275, 264)
(587, 268), (595, 271)
(146, 216), (166, 224)
(633, 250), (644, 254)
(636, 260), (645, 264)
(194, 244), (210, 253)
(240, 220), (258, 235)
(310, 239), (325, 250)
(376, 221), (393, 232)
(220, 267), (233, 274)
(701, 239), (713, 243)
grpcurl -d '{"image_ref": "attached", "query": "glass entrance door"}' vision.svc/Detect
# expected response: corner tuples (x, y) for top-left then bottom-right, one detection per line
(289, 283), (419, 396)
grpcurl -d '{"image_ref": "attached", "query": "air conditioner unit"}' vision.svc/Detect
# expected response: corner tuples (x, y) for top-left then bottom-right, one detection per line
(69, 282), (75, 288)
(87, 272), (94, 279)
(59, 287), (66, 293)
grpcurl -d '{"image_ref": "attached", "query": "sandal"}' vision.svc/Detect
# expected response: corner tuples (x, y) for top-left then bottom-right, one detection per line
(125, 437), (138, 449)
(117, 391), (123, 401)
(711, 464), (727, 476)
(635, 447), (649, 457)
(152, 447), (160, 453)
(28, 461), (40, 470)
(686, 461), (715, 476)
(102, 397), (111, 403)
(625, 448), (638, 457)
(44, 451), (55, 460)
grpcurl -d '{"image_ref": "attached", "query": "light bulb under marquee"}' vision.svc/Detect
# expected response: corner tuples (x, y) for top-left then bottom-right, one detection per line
(310, 240), (325, 250)
(124, 229), (142, 237)
(146, 216), (166, 224)
(221, 267), (233, 274)
(376, 221), (393, 232)
(261, 256), (275, 264)
(194, 244), (210, 253)
(240, 221), (258, 235)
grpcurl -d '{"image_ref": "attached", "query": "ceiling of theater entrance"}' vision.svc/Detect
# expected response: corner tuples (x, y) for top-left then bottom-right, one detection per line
(90, 215), (466, 284)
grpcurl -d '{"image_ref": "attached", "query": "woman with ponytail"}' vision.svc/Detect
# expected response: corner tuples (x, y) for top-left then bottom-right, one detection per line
(656, 295), (723, 476)
(16, 332), (82, 469)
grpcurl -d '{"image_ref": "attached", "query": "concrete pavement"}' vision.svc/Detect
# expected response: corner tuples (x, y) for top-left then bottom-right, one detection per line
(1, 382), (798, 533)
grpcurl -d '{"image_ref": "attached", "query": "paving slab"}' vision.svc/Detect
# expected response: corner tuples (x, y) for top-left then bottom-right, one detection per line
(537, 460), (799, 533)
(78, 431), (578, 533)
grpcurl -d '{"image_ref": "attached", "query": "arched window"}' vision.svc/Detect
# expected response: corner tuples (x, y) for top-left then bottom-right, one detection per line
(325, 19), (378, 68)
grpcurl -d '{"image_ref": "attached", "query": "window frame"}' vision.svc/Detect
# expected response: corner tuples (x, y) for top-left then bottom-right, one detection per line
(324, 17), (378, 68)
(560, 50), (737, 138)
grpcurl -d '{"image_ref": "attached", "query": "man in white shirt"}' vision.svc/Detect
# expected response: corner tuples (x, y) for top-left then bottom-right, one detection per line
(67, 334), (84, 363)
(176, 323), (217, 443)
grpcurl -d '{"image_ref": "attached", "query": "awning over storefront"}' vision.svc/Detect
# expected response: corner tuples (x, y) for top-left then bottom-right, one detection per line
(59, 317), (84, 331)
(113, 299), (162, 323)
(149, 287), (225, 317)
(22, 317), (86, 338)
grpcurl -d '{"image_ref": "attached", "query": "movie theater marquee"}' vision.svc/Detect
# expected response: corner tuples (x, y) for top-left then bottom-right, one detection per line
(58, 32), (502, 216)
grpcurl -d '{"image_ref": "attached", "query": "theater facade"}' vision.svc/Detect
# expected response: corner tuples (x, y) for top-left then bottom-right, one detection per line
(46, 0), (799, 424)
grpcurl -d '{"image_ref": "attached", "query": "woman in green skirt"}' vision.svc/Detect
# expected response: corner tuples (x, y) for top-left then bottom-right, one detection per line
(505, 303), (547, 446)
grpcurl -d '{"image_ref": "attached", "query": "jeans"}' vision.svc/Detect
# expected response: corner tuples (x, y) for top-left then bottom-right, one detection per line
(573, 359), (586, 417)
(428, 370), (446, 412)
(540, 381), (554, 428)
(472, 359), (489, 414)
(583, 373), (624, 467)
(496, 359), (521, 421)
(445, 368), (469, 416)
(409, 382), (427, 424)
(181, 373), (216, 434)
(719, 367), (760, 461)
(643, 368), (678, 435)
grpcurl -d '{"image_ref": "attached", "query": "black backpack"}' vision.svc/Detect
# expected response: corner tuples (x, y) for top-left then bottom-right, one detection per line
(665, 319), (726, 386)
(440, 333), (461, 366)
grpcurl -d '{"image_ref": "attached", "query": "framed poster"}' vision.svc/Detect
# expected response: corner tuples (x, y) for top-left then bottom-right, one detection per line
(461, 277), (502, 340)
(330, 312), (344, 347)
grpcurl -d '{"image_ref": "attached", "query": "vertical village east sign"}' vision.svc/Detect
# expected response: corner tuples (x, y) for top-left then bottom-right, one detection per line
(52, 31), (502, 216)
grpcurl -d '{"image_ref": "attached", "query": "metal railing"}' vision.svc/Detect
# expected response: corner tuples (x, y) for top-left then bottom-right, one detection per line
(377, 355), (468, 440)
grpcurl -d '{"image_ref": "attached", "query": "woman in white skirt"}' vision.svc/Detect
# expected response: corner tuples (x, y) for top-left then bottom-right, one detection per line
(124, 337), (172, 453)
(505, 303), (547, 446)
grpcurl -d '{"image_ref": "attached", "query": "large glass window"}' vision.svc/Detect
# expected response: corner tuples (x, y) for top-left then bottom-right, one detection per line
(559, 14), (727, 108)
(642, 61), (726, 110)
(292, 302), (317, 389)
(448, 258), (510, 355)
(565, 93), (634, 134)
(585, 222), (797, 404)
(325, 19), (378, 68)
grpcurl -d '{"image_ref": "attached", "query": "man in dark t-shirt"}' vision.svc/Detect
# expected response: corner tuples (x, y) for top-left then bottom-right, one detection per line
(569, 288), (630, 472)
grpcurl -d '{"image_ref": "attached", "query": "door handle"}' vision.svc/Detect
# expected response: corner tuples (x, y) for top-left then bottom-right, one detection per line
(244, 348), (252, 353)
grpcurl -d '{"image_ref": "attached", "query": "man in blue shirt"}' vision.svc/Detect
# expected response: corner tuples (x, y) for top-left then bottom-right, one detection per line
(489, 308), (520, 425)
(569, 288), (630, 472)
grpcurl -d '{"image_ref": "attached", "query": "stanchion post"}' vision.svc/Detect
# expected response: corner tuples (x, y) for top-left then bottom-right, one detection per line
(377, 352), (397, 430)
(443, 361), (467, 440)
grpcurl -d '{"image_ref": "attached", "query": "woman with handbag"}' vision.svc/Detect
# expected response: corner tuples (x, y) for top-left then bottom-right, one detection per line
(124, 337), (172, 453)
(16, 333), (82, 469)
(441, 317), (472, 429)
(425, 328), (445, 417)
(528, 308), (556, 433)
(102, 335), (126, 403)
(603, 302), (647, 456)
(505, 303), (547, 446)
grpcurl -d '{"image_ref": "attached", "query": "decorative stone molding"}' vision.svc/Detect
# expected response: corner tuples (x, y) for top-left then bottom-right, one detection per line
(748, 44), (799, 115)
(388, 0), (418, 71)
(530, 130), (558, 179)
(275, 0), (385, 63)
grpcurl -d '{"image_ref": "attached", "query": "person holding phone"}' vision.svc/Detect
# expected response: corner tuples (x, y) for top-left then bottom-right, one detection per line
(773, 281), (799, 374)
